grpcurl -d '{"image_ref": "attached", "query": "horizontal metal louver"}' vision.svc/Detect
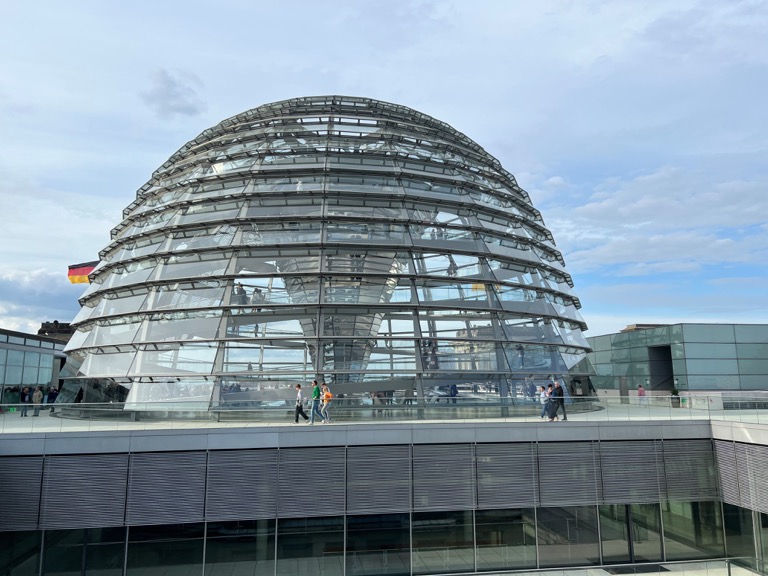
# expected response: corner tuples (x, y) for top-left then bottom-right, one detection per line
(744, 443), (768, 514)
(413, 444), (475, 511)
(127, 452), (206, 525)
(734, 443), (753, 510)
(206, 449), (278, 521)
(346, 445), (411, 514)
(0, 457), (43, 531)
(40, 454), (128, 529)
(476, 443), (537, 509)
(600, 440), (665, 504)
(538, 442), (602, 506)
(714, 440), (739, 506)
(663, 439), (718, 501)
(277, 447), (345, 518)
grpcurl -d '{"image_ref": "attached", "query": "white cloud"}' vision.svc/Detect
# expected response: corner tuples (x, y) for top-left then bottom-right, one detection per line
(140, 69), (206, 118)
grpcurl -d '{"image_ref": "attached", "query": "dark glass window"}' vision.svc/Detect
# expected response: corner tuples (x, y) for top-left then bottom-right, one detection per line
(276, 516), (343, 576)
(0, 530), (42, 576)
(346, 514), (410, 576)
(537, 506), (600, 567)
(205, 520), (275, 576)
(662, 501), (724, 560)
(475, 508), (536, 571)
(42, 530), (84, 576)
(723, 503), (755, 558)
(126, 523), (204, 576)
(411, 510), (474, 574)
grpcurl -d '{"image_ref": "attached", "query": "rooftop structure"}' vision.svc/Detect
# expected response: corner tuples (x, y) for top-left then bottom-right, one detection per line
(63, 96), (590, 411)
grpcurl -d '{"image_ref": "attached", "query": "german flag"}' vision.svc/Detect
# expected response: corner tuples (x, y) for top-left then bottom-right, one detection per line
(68, 261), (99, 284)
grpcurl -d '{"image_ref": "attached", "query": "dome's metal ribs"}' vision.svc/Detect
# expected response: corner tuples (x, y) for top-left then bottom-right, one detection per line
(64, 96), (590, 410)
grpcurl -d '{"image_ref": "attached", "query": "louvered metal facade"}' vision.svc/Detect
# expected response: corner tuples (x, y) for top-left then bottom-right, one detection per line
(714, 439), (768, 514)
(0, 438), (723, 531)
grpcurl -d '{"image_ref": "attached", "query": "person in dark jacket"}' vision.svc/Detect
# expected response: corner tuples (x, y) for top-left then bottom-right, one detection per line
(549, 380), (567, 421)
(19, 387), (31, 417)
(47, 387), (59, 413)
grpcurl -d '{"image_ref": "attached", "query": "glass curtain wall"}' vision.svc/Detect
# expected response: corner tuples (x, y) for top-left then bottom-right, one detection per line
(0, 501), (744, 576)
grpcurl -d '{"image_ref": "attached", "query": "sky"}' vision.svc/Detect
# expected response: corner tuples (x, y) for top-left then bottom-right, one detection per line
(0, 0), (766, 338)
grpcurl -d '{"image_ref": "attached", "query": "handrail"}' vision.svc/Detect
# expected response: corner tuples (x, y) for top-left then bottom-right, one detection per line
(1, 393), (768, 434)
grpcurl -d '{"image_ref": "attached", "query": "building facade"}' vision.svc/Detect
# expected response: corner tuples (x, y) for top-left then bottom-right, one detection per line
(1, 420), (768, 576)
(62, 96), (590, 411)
(586, 323), (768, 395)
(0, 328), (66, 408)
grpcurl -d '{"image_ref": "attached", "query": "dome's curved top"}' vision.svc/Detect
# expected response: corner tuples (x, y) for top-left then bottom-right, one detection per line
(157, 95), (512, 183)
(65, 95), (589, 411)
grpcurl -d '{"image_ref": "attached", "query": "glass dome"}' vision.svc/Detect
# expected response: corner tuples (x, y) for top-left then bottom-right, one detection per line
(64, 95), (590, 410)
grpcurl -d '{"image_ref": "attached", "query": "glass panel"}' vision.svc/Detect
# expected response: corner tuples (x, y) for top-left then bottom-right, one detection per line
(682, 324), (735, 343)
(537, 506), (600, 567)
(80, 351), (136, 378)
(736, 343), (768, 358)
(250, 221), (322, 245)
(7, 350), (23, 365)
(662, 501), (724, 560)
(411, 510), (474, 575)
(126, 523), (204, 576)
(170, 224), (237, 251)
(631, 503), (663, 562)
(346, 514), (410, 576)
(84, 527), (126, 576)
(131, 343), (217, 375)
(88, 317), (144, 347)
(600, 505), (630, 564)
(683, 342), (737, 358)
(225, 313), (311, 339)
(685, 359), (739, 375)
(723, 503), (755, 558)
(142, 282), (226, 311)
(417, 281), (491, 306)
(322, 278), (405, 305)
(176, 200), (241, 225)
(0, 530), (42, 576)
(475, 508), (536, 572)
(276, 517), (344, 576)
(140, 311), (222, 342)
(735, 324), (768, 342)
(205, 520), (275, 576)
(89, 292), (150, 320)
(156, 252), (231, 281)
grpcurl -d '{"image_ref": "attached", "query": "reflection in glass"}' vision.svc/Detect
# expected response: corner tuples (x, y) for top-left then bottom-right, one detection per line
(662, 501), (724, 560)
(276, 517), (344, 576)
(537, 506), (600, 568)
(475, 508), (536, 571)
(723, 503), (755, 558)
(412, 511), (474, 574)
(205, 520), (275, 576)
(0, 531), (41, 576)
(126, 523), (204, 576)
(346, 514), (410, 576)
(600, 504), (662, 564)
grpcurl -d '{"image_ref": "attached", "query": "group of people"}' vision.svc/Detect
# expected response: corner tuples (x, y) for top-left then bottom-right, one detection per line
(539, 380), (567, 422)
(294, 380), (333, 425)
(18, 386), (58, 417)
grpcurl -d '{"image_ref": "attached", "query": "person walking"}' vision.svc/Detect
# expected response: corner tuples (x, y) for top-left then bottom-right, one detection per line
(550, 380), (567, 421)
(637, 384), (647, 406)
(320, 382), (333, 423)
(32, 386), (44, 417)
(19, 387), (31, 417)
(539, 386), (550, 419)
(294, 384), (309, 424)
(309, 380), (324, 425)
